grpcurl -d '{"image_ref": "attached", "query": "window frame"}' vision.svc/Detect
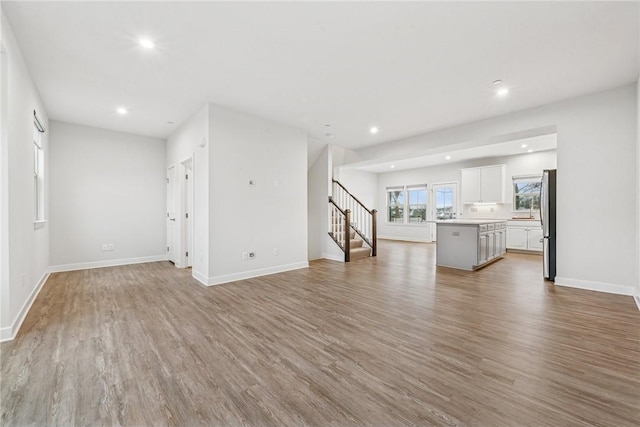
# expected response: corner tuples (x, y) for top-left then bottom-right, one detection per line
(33, 112), (46, 226)
(386, 184), (428, 226)
(512, 175), (542, 212)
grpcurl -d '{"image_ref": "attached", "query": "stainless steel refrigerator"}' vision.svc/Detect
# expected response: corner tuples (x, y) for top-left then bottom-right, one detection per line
(540, 169), (557, 280)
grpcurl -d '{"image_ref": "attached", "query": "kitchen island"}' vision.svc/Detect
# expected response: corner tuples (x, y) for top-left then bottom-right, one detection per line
(436, 219), (507, 270)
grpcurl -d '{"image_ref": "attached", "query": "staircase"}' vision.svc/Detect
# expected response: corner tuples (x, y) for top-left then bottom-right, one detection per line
(328, 180), (377, 262)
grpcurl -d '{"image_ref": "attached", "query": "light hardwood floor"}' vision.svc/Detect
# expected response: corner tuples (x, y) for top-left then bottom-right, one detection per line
(1, 240), (639, 426)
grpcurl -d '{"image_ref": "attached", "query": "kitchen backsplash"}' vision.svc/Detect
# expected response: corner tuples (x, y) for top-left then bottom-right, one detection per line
(460, 203), (541, 220)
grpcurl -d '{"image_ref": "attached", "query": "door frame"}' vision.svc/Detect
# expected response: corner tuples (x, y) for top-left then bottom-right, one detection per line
(166, 165), (178, 264)
(167, 155), (195, 269)
(179, 156), (194, 268)
(430, 181), (459, 241)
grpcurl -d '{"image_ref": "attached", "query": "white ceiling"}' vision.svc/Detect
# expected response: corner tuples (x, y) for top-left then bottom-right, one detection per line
(350, 133), (557, 173)
(3, 1), (639, 164)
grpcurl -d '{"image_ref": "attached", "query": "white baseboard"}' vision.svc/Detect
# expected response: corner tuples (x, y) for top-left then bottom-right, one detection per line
(0, 270), (50, 343)
(554, 276), (635, 296)
(191, 269), (208, 286)
(634, 295), (640, 312)
(321, 253), (345, 262)
(48, 255), (168, 273)
(378, 235), (432, 243)
(206, 262), (309, 286)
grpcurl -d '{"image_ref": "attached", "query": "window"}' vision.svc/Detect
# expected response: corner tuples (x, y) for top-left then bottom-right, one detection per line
(407, 186), (427, 223)
(386, 185), (427, 224)
(33, 112), (45, 222)
(387, 187), (404, 223)
(513, 175), (542, 211)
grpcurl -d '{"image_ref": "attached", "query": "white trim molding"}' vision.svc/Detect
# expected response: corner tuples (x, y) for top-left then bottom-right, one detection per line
(191, 269), (208, 287)
(322, 253), (345, 262)
(378, 236), (432, 243)
(634, 295), (640, 312)
(206, 262), (308, 286)
(555, 276), (636, 296)
(0, 271), (50, 342)
(48, 255), (168, 273)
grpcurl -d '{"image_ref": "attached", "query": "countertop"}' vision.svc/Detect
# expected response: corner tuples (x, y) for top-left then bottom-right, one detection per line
(436, 219), (508, 225)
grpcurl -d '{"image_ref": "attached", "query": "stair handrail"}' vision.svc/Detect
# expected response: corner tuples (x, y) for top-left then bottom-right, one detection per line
(328, 196), (350, 262)
(332, 179), (373, 214)
(330, 180), (377, 257)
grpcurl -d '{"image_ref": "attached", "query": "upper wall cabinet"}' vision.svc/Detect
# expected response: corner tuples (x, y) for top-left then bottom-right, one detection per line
(461, 165), (506, 204)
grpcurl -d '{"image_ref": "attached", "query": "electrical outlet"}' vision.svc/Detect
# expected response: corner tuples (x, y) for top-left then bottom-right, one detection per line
(102, 244), (109, 251)
(249, 252), (256, 259)
(273, 248), (279, 256)
(108, 243), (114, 251)
(242, 252), (248, 260)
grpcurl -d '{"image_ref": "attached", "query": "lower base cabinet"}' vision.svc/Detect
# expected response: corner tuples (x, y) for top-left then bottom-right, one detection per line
(506, 221), (543, 252)
(437, 221), (507, 270)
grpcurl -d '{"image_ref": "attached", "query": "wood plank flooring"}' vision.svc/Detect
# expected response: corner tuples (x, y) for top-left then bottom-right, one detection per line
(1, 240), (639, 426)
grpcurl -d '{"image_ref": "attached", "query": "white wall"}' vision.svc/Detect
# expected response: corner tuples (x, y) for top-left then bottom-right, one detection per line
(166, 105), (210, 282)
(49, 122), (166, 269)
(308, 145), (329, 261)
(348, 84), (638, 295)
(207, 104), (309, 284)
(637, 76), (640, 298)
(335, 168), (378, 209)
(0, 13), (50, 340)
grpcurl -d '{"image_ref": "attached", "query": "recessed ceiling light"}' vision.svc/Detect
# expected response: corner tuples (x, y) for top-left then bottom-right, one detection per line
(496, 88), (509, 97)
(493, 79), (503, 85)
(116, 107), (128, 115)
(167, 121), (174, 125)
(527, 149), (533, 153)
(445, 155), (451, 160)
(370, 126), (379, 135)
(139, 38), (155, 49)
(521, 144), (528, 148)
(390, 165), (395, 169)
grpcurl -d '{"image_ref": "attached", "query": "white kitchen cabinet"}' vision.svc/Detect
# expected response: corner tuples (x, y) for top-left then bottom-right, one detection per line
(461, 168), (482, 203)
(527, 228), (544, 251)
(436, 220), (507, 270)
(461, 165), (506, 204)
(506, 221), (543, 252)
(506, 227), (528, 249)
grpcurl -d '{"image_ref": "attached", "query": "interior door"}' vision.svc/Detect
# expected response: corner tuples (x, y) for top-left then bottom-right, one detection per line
(166, 166), (177, 264)
(431, 183), (457, 241)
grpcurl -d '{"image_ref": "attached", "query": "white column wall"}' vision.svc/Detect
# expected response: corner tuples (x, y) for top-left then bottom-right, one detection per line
(166, 105), (210, 283)
(207, 104), (309, 284)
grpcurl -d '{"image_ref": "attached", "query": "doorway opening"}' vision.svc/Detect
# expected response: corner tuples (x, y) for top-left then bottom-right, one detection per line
(166, 156), (194, 268)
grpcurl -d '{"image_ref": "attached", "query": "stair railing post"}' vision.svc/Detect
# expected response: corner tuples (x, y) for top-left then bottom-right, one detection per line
(344, 209), (351, 262)
(371, 209), (377, 257)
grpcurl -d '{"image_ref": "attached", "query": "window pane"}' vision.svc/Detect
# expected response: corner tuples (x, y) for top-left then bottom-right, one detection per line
(408, 188), (426, 223)
(514, 181), (541, 195)
(435, 188), (454, 219)
(515, 194), (540, 211)
(387, 190), (404, 222)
